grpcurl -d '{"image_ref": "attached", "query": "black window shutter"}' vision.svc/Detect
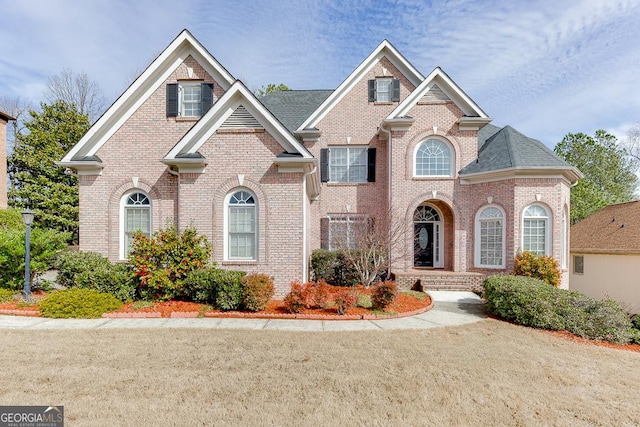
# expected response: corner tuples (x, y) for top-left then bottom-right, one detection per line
(367, 148), (376, 182)
(392, 79), (401, 102)
(320, 149), (329, 182)
(368, 79), (376, 102)
(201, 83), (214, 113)
(320, 218), (329, 250)
(166, 84), (178, 117)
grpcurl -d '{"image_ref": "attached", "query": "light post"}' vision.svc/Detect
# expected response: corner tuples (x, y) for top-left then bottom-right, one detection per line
(21, 209), (34, 299)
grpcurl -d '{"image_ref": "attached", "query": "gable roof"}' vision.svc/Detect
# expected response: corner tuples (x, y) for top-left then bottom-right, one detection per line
(387, 67), (490, 122)
(259, 90), (333, 132)
(571, 200), (640, 253)
(297, 40), (424, 131)
(164, 80), (314, 161)
(59, 29), (235, 164)
(459, 125), (582, 184)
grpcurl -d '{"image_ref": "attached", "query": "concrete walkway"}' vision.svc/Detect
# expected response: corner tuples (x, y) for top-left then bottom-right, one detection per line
(0, 291), (486, 331)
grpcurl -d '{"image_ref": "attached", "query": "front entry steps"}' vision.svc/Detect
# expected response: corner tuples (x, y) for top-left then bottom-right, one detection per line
(395, 270), (485, 294)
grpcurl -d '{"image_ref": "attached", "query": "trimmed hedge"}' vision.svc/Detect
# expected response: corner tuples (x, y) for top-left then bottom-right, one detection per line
(310, 249), (359, 287)
(183, 267), (246, 310)
(39, 289), (123, 318)
(513, 251), (560, 287)
(241, 273), (274, 312)
(484, 275), (637, 344)
(0, 288), (16, 303)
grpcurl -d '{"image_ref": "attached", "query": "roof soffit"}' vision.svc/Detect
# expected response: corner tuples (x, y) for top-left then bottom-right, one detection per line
(165, 81), (313, 160)
(297, 40), (424, 131)
(61, 29), (235, 163)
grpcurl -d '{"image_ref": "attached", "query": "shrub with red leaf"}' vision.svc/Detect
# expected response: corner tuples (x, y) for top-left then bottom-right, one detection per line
(371, 280), (398, 311)
(333, 288), (357, 315)
(241, 273), (275, 312)
(303, 280), (330, 309)
(283, 281), (305, 313)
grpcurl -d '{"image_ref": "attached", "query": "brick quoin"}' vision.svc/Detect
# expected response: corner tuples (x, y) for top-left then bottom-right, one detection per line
(70, 35), (575, 295)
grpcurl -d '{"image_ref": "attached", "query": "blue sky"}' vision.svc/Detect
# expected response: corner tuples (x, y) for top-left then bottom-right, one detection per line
(1, 0), (640, 148)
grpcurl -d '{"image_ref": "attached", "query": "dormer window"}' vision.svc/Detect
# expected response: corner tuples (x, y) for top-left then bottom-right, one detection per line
(368, 78), (400, 102)
(166, 82), (214, 118)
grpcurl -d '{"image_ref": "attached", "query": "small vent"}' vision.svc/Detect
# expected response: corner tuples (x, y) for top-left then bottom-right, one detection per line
(220, 105), (263, 129)
(421, 84), (450, 102)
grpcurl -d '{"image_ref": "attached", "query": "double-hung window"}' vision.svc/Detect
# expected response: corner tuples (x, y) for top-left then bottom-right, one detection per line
(522, 204), (551, 255)
(227, 190), (257, 260)
(327, 214), (368, 250)
(475, 206), (505, 268)
(122, 192), (151, 258)
(166, 82), (214, 118)
(320, 147), (376, 183)
(368, 78), (400, 102)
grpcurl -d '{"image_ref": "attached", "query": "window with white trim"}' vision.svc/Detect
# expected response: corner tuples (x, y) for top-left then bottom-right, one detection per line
(122, 191), (151, 258)
(475, 206), (505, 268)
(227, 190), (257, 260)
(180, 82), (203, 117)
(368, 78), (400, 102)
(328, 214), (368, 250)
(376, 78), (392, 102)
(320, 147), (376, 183)
(522, 204), (551, 255)
(415, 139), (453, 177)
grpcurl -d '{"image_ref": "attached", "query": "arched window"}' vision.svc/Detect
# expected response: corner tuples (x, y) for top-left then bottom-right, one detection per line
(122, 191), (151, 258)
(226, 190), (257, 260)
(475, 206), (505, 268)
(522, 204), (551, 256)
(414, 139), (453, 177)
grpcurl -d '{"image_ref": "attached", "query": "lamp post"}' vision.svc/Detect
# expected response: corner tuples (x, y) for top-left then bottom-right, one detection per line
(22, 209), (34, 299)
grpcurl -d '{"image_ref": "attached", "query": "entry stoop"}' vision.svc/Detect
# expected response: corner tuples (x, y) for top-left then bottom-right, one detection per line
(395, 270), (486, 294)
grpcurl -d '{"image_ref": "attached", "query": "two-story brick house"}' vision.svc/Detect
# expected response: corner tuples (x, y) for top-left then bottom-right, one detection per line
(59, 30), (581, 296)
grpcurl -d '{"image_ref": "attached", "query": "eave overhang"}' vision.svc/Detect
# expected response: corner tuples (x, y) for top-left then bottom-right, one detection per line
(381, 116), (415, 132)
(459, 166), (583, 185)
(294, 128), (322, 143)
(160, 156), (208, 174)
(55, 160), (104, 176)
(457, 116), (493, 131)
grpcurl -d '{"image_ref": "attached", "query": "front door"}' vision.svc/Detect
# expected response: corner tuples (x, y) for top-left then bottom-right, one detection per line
(414, 222), (434, 267)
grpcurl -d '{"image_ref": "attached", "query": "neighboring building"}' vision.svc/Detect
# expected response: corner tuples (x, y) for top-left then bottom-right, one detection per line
(0, 109), (15, 209)
(58, 30), (581, 296)
(570, 201), (640, 314)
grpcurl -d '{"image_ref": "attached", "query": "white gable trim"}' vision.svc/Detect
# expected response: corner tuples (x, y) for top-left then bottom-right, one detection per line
(388, 67), (490, 120)
(297, 40), (424, 131)
(61, 29), (235, 163)
(165, 81), (313, 160)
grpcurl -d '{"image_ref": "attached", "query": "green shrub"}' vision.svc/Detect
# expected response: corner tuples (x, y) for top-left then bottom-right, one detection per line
(513, 251), (560, 287)
(371, 280), (398, 311)
(356, 293), (372, 309)
(241, 273), (274, 312)
(310, 249), (359, 286)
(76, 263), (136, 302)
(0, 210), (70, 290)
(215, 270), (245, 310)
(39, 289), (122, 318)
(55, 250), (111, 288)
(484, 274), (636, 344)
(183, 267), (246, 309)
(0, 288), (16, 302)
(129, 224), (211, 301)
(283, 281), (305, 313)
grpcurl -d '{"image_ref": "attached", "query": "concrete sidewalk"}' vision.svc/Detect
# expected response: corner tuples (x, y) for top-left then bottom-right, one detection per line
(0, 291), (486, 331)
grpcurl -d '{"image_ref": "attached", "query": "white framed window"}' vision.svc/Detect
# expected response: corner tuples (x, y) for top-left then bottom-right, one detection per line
(328, 214), (368, 250)
(414, 139), (454, 177)
(179, 82), (203, 117)
(121, 191), (151, 259)
(226, 190), (257, 260)
(329, 147), (368, 183)
(376, 78), (393, 102)
(522, 204), (551, 256)
(475, 206), (505, 268)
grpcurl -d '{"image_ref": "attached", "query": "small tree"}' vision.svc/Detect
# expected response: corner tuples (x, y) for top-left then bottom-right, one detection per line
(255, 83), (289, 97)
(335, 209), (405, 288)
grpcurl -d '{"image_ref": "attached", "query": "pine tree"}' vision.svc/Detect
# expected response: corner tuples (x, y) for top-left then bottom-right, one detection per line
(8, 101), (89, 243)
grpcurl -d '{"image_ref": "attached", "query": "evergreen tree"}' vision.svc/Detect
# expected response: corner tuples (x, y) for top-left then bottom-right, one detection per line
(555, 130), (638, 224)
(8, 101), (89, 243)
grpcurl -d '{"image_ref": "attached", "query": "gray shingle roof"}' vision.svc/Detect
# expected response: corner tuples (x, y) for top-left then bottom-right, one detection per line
(460, 125), (571, 175)
(259, 90), (334, 132)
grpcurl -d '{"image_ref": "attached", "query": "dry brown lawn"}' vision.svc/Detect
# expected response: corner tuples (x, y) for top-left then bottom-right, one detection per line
(1, 319), (639, 426)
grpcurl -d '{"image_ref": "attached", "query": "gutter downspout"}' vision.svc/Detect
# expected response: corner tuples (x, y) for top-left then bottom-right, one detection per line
(168, 168), (180, 230)
(378, 125), (392, 278)
(302, 165), (318, 283)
